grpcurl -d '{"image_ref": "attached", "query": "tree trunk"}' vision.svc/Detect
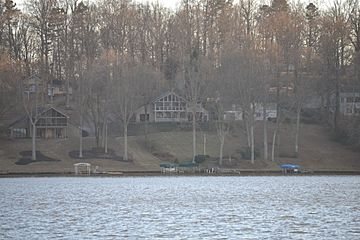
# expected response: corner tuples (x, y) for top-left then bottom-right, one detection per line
(79, 105), (83, 158)
(271, 120), (280, 162)
(203, 133), (206, 155)
(263, 103), (268, 160)
(144, 105), (149, 149)
(192, 110), (196, 163)
(66, 78), (70, 108)
(104, 122), (108, 154)
(95, 124), (100, 148)
(32, 123), (36, 161)
(101, 120), (106, 148)
(219, 136), (224, 166)
(250, 120), (255, 164)
(334, 74), (340, 131)
(124, 124), (128, 161)
(79, 128), (83, 158)
(294, 105), (301, 156)
(245, 116), (251, 147)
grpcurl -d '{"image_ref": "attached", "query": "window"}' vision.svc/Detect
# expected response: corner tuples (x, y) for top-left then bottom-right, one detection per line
(156, 112), (163, 118)
(347, 97), (355, 103)
(155, 103), (162, 110)
(13, 128), (27, 138)
(140, 114), (149, 122)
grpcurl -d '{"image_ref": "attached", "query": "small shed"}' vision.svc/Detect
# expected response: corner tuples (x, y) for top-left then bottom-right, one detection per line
(74, 163), (91, 175)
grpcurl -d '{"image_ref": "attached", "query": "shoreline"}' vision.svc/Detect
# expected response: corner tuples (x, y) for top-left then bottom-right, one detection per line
(1, 170), (360, 178)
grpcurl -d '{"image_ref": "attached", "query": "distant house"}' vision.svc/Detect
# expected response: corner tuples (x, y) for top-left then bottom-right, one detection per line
(9, 107), (69, 139)
(253, 103), (277, 120)
(224, 103), (277, 121)
(22, 75), (72, 98)
(134, 91), (209, 123)
(48, 79), (72, 97)
(24, 74), (41, 96)
(339, 91), (360, 116)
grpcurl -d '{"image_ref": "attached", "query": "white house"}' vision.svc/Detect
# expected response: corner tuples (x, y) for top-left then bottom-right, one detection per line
(224, 103), (277, 121)
(339, 91), (360, 116)
(134, 91), (209, 123)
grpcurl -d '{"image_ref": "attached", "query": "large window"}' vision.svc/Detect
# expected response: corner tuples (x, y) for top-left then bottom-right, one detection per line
(346, 107), (353, 114)
(156, 112), (163, 118)
(13, 128), (27, 138)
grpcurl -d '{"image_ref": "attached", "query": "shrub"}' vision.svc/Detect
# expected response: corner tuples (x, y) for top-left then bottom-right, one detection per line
(240, 147), (260, 160)
(331, 116), (360, 151)
(194, 154), (210, 163)
(301, 109), (322, 124)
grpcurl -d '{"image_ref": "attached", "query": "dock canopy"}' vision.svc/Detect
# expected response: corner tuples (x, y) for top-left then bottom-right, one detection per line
(160, 163), (178, 168)
(179, 161), (198, 168)
(280, 164), (300, 170)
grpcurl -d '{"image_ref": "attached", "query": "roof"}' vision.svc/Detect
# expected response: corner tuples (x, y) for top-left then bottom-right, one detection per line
(152, 91), (186, 103)
(8, 115), (28, 128)
(7, 106), (69, 128)
(280, 164), (300, 169)
(36, 107), (70, 119)
(0, 105), (25, 127)
(74, 163), (91, 166)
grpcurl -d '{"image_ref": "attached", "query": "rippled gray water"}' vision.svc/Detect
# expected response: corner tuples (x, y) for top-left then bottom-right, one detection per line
(0, 176), (359, 239)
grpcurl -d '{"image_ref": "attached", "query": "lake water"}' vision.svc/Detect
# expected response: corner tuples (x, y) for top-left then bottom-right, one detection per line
(0, 176), (359, 239)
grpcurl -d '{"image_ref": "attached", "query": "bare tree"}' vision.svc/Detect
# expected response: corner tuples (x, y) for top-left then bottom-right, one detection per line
(83, 61), (107, 148)
(27, 0), (57, 105)
(348, 0), (360, 82)
(22, 75), (40, 160)
(183, 50), (212, 163)
(0, 54), (19, 120)
(319, 0), (351, 131)
(214, 99), (230, 166)
(221, 47), (263, 164)
(136, 64), (163, 149)
(113, 60), (144, 161)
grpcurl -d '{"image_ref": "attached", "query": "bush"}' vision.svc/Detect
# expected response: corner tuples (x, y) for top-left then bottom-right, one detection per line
(301, 109), (322, 124)
(194, 154), (210, 163)
(331, 116), (360, 151)
(240, 147), (260, 160)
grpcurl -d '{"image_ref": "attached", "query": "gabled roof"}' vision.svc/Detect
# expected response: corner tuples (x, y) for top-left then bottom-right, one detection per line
(152, 91), (186, 103)
(8, 106), (70, 128)
(8, 115), (28, 128)
(37, 107), (70, 118)
(25, 74), (41, 84)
